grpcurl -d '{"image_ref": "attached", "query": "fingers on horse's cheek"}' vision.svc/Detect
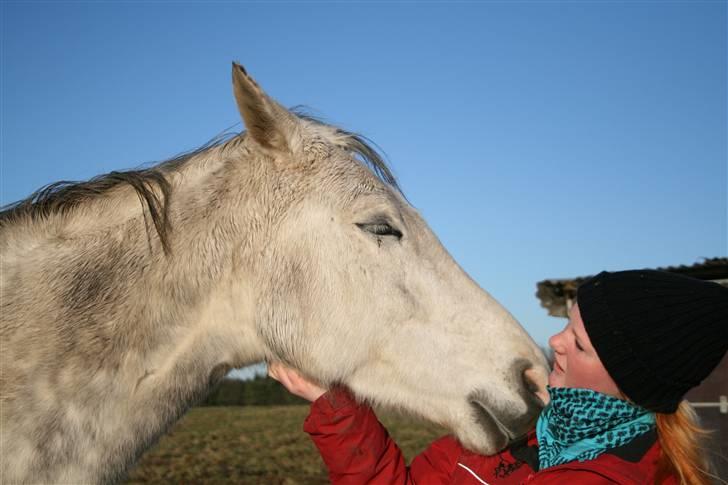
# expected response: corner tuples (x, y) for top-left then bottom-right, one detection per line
(286, 375), (296, 389)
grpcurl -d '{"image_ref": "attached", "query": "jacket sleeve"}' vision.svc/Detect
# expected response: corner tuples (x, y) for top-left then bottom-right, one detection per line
(303, 388), (461, 484)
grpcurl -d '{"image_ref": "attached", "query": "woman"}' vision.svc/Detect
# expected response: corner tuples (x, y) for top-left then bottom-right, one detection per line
(269, 270), (728, 484)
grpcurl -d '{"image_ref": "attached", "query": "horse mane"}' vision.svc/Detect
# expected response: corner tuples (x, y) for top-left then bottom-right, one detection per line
(0, 114), (399, 253)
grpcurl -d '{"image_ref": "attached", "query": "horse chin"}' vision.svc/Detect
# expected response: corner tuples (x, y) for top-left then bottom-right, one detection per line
(467, 400), (512, 454)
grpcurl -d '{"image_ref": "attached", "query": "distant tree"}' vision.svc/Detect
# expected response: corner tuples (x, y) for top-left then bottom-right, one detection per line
(200, 376), (308, 406)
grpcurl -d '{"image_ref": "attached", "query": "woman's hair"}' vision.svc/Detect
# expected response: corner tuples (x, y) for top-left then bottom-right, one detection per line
(654, 401), (717, 485)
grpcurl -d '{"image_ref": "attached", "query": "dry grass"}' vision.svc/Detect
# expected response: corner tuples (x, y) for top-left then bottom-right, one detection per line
(125, 405), (445, 484)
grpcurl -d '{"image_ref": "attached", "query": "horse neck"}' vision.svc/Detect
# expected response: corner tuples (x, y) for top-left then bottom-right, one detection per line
(94, 151), (271, 480)
(102, 144), (270, 391)
(1, 145), (270, 483)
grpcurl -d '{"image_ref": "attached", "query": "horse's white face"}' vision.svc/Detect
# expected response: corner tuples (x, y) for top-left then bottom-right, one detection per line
(234, 64), (548, 454)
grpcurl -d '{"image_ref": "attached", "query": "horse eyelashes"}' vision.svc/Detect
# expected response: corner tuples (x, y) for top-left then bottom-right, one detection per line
(356, 222), (403, 240)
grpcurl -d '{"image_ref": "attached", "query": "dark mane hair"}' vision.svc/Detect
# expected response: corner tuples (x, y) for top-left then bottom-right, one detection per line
(0, 117), (399, 253)
(0, 131), (241, 254)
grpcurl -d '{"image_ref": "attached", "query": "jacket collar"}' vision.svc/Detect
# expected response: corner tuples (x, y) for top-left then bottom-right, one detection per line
(510, 429), (657, 472)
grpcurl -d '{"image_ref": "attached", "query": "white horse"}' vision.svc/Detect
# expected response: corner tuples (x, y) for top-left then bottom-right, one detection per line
(0, 63), (548, 484)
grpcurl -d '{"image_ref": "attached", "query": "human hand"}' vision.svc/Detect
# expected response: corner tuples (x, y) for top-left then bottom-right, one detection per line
(267, 362), (327, 402)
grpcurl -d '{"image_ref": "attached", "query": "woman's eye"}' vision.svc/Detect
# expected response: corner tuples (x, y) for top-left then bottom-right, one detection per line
(356, 222), (403, 239)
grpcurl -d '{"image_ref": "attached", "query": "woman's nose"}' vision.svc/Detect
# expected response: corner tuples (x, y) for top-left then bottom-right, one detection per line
(548, 332), (563, 352)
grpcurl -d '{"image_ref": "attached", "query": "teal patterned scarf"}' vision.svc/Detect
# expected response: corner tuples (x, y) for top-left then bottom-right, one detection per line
(536, 387), (656, 470)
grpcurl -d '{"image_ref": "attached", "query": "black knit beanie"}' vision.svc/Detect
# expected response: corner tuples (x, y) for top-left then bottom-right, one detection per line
(577, 269), (728, 413)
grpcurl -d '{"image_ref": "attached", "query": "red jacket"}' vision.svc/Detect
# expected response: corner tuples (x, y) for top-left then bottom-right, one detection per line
(304, 389), (676, 484)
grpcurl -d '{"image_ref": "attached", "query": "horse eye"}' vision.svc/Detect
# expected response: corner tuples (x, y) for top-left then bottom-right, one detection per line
(356, 222), (403, 239)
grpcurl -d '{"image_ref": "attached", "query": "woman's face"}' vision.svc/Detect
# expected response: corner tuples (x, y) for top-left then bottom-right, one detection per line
(548, 303), (621, 397)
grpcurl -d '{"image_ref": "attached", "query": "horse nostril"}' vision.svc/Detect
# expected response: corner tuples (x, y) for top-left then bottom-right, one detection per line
(523, 367), (549, 406)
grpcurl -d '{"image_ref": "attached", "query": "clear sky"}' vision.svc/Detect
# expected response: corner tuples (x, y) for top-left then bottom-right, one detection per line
(2, 2), (726, 375)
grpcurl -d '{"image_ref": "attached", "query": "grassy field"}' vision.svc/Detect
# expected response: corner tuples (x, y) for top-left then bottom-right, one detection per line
(126, 405), (445, 484)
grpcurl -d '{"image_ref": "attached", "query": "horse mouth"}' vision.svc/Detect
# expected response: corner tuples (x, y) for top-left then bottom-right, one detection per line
(469, 400), (512, 451)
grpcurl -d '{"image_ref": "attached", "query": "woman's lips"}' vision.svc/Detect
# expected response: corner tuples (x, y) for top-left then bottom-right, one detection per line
(553, 360), (565, 373)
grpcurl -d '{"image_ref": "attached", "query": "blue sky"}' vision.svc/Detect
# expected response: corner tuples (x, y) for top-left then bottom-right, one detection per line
(2, 2), (726, 370)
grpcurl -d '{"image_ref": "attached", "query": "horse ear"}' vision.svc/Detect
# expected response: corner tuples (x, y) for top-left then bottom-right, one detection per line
(232, 62), (293, 153)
